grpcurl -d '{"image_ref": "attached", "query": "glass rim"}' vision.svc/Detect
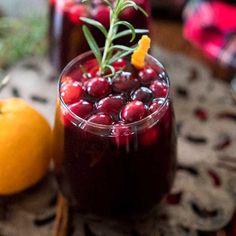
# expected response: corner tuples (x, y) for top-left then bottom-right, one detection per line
(58, 50), (170, 130)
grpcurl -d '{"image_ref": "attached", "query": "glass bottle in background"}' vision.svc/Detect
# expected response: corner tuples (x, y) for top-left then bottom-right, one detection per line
(49, 0), (151, 72)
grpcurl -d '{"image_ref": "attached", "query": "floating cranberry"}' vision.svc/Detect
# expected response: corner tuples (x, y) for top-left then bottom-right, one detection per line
(68, 100), (93, 119)
(112, 73), (140, 93)
(97, 95), (124, 114)
(131, 87), (153, 103)
(112, 58), (127, 70)
(61, 78), (72, 88)
(88, 113), (113, 125)
(149, 98), (165, 113)
(83, 58), (99, 77)
(68, 4), (88, 24)
(86, 77), (110, 98)
(139, 126), (160, 146)
(150, 81), (168, 98)
(61, 81), (83, 104)
(139, 66), (158, 84)
(92, 5), (110, 28)
(112, 123), (132, 146)
(60, 110), (71, 127)
(121, 101), (147, 123)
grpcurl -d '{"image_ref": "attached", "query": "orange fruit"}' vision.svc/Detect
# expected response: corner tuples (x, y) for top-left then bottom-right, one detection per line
(0, 98), (52, 195)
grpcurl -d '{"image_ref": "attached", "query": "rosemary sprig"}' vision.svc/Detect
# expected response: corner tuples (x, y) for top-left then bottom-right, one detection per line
(81, 0), (148, 76)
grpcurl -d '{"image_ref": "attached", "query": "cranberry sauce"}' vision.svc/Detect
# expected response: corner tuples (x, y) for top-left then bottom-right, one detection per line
(53, 54), (177, 217)
(49, 0), (151, 71)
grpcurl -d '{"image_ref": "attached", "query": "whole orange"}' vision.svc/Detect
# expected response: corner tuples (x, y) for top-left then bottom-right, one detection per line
(0, 98), (52, 195)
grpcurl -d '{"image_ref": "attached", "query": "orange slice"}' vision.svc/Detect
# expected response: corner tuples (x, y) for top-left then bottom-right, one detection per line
(131, 35), (151, 69)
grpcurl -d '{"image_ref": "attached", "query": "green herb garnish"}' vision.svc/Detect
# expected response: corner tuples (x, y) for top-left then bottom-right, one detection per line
(80, 0), (148, 76)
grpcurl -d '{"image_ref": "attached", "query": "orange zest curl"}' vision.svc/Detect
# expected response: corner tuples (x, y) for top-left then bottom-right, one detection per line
(131, 35), (151, 69)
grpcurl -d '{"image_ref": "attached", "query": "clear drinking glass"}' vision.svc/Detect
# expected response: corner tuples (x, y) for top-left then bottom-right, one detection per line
(53, 50), (177, 217)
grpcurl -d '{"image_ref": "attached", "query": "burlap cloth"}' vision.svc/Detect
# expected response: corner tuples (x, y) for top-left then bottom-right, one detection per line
(0, 46), (236, 236)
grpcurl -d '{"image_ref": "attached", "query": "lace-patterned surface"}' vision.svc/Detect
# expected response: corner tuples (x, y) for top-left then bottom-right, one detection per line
(0, 47), (236, 236)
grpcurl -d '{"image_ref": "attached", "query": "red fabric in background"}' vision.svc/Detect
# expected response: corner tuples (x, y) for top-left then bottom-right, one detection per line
(183, 0), (236, 69)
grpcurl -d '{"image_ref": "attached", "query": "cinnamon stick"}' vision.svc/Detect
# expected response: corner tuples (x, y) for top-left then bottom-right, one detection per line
(52, 194), (69, 236)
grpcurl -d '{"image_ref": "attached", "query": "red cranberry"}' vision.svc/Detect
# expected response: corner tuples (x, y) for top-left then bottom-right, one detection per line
(120, 6), (136, 20)
(112, 73), (140, 93)
(61, 76), (72, 85)
(92, 5), (110, 28)
(139, 127), (160, 146)
(84, 58), (99, 77)
(121, 101), (147, 123)
(133, 0), (145, 6)
(139, 66), (158, 84)
(97, 95), (124, 114)
(60, 110), (71, 127)
(131, 87), (153, 103)
(61, 80), (83, 104)
(112, 123), (132, 146)
(68, 4), (88, 24)
(149, 98), (165, 113)
(112, 58), (127, 71)
(88, 113), (113, 125)
(150, 81), (168, 98)
(86, 77), (110, 98)
(120, 0), (145, 20)
(68, 100), (93, 119)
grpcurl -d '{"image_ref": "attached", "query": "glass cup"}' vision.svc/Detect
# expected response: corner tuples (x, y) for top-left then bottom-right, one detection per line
(49, 0), (151, 71)
(53, 50), (177, 217)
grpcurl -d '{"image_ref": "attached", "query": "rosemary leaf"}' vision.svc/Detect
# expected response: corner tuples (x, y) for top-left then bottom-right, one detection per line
(109, 47), (136, 64)
(82, 25), (102, 64)
(113, 21), (136, 42)
(108, 45), (134, 52)
(103, 64), (116, 77)
(113, 29), (149, 41)
(80, 17), (108, 37)
(136, 5), (148, 17)
(104, 0), (113, 9)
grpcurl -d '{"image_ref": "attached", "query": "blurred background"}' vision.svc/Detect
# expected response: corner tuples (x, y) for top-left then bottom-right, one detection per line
(0, 0), (235, 82)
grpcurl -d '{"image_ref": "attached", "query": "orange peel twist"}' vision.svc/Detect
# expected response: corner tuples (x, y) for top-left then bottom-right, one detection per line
(131, 35), (151, 69)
